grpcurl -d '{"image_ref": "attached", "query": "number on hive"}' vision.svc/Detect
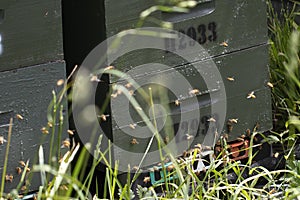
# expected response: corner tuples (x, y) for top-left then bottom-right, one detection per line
(164, 22), (217, 52)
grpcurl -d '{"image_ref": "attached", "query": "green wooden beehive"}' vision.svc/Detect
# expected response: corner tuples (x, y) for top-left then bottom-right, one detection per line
(0, 0), (67, 193)
(69, 0), (272, 170)
(0, 0), (63, 71)
(0, 61), (67, 193)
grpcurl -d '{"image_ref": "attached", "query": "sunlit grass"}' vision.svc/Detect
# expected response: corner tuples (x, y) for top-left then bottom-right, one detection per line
(1, 1), (300, 199)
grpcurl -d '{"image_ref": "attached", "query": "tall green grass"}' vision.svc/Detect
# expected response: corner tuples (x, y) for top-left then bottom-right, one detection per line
(268, 0), (300, 162)
(2, 1), (300, 199)
(268, 0), (300, 131)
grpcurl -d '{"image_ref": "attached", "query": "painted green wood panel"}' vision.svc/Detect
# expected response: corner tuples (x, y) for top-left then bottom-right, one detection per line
(64, 0), (267, 76)
(105, 0), (155, 35)
(0, 61), (67, 193)
(111, 44), (272, 168)
(0, 0), (63, 71)
(64, 0), (271, 171)
(105, 0), (267, 63)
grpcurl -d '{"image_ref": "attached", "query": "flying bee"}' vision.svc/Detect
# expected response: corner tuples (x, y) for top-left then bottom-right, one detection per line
(203, 145), (212, 150)
(189, 89), (200, 96)
(143, 176), (151, 183)
(41, 127), (49, 134)
(16, 167), (22, 175)
(117, 90), (122, 95)
(247, 91), (256, 99)
(129, 90), (134, 96)
(60, 185), (68, 191)
(194, 143), (202, 149)
(129, 123), (137, 130)
(220, 41), (228, 47)
(148, 167), (154, 172)
(153, 166), (159, 171)
(227, 77), (235, 81)
(175, 100), (180, 106)
(125, 83), (132, 88)
(186, 134), (194, 140)
(267, 82), (274, 88)
(269, 188), (277, 195)
(47, 121), (53, 128)
(167, 164), (175, 172)
(0, 136), (6, 145)
(19, 161), (26, 167)
(5, 174), (13, 182)
(21, 185), (27, 191)
(111, 93), (118, 98)
(104, 66), (114, 71)
(228, 118), (238, 124)
(67, 129), (74, 136)
(90, 75), (101, 82)
(99, 114), (107, 122)
(130, 138), (138, 145)
(207, 117), (216, 122)
(135, 107), (142, 111)
(16, 114), (23, 120)
(56, 79), (64, 86)
(25, 167), (31, 172)
(61, 138), (71, 148)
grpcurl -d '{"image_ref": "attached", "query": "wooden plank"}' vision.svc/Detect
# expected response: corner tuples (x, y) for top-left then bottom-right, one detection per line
(105, 0), (268, 61)
(0, 61), (68, 193)
(111, 45), (272, 168)
(0, 0), (63, 71)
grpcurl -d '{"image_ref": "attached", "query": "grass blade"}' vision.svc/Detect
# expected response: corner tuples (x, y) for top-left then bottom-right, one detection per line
(39, 145), (47, 186)
(47, 144), (80, 199)
(0, 118), (13, 197)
